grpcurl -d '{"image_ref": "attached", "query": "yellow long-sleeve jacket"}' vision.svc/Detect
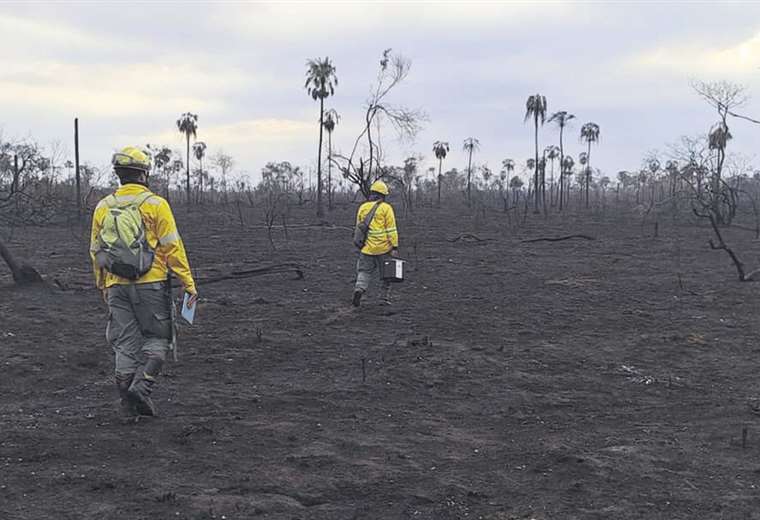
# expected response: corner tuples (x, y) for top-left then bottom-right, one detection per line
(90, 184), (196, 293)
(356, 200), (399, 255)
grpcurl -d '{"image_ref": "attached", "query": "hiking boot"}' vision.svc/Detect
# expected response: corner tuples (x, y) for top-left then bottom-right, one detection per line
(128, 376), (157, 416)
(115, 372), (137, 418)
(128, 357), (163, 417)
(352, 289), (364, 307)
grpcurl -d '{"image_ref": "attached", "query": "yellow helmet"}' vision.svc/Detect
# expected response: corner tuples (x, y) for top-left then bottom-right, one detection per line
(112, 146), (151, 173)
(370, 180), (389, 196)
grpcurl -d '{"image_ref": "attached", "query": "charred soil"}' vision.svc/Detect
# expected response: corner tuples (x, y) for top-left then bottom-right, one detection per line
(2, 204), (760, 519)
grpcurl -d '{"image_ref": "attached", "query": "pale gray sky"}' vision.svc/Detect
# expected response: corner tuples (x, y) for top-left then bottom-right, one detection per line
(2, 1), (759, 184)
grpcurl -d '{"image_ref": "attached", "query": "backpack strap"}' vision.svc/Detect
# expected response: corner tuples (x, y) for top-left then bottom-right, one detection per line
(363, 201), (383, 228)
(133, 191), (156, 208)
(103, 191), (156, 209)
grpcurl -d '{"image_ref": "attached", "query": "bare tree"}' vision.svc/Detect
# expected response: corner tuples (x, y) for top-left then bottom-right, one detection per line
(692, 81), (747, 223)
(331, 49), (426, 198)
(211, 151), (235, 203)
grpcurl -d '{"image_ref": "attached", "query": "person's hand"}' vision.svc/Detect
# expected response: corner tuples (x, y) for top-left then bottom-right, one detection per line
(185, 287), (198, 308)
(390, 248), (399, 258)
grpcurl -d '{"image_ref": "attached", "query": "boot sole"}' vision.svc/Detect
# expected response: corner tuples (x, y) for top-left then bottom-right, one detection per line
(127, 390), (157, 416)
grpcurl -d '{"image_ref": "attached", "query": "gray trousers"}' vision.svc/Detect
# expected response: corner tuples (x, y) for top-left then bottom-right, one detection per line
(355, 253), (391, 294)
(106, 282), (172, 375)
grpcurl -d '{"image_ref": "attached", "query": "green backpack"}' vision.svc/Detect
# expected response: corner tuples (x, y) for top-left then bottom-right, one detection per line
(94, 192), (156, 280)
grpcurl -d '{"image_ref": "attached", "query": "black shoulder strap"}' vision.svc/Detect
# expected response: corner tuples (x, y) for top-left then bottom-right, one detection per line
(362, 201), (383, 228)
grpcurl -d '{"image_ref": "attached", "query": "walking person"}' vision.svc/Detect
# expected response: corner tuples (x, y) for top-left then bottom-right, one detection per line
(90, 146), (197, 417)
(352, 180), (399, 307)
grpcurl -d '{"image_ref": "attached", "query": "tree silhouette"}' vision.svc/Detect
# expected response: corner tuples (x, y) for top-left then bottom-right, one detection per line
(562, 155), (575, 205)
(193, 141), (207, 203)
(544, 144), (560, 207)
(580, 123), (600, 208)
(525, 94), (547, 213)
(305, 57), (338, 218)
(322, 108), (339, 210)
(176, 112), (198, 205)
(433, 140), (450, 206)
(547, 111), (575, 211)
(462, 137), (480, 206)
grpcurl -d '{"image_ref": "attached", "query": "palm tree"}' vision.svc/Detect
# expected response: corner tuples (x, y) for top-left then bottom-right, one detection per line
(562, 155), (575, 205)
(578, 152), (588, 208)
(547, 111), (575, 211)
(538, 156), (547, 213)
(580, 122), (600, 208)
(509, 175), (524, 205)
(322, 108), (339, 210)
(524, 94), (548, 212)
(502, 158), (515, 182)
(433, 141), (450, 207)
(176, 112), (198, 205)
(526, 158), (535, 201)
(544, 145), (560, 206)
(305, 57), (338, 217)
(481, 165), (492, 184)
(193, 141), (207, 203)
(462, 137), (480, 206)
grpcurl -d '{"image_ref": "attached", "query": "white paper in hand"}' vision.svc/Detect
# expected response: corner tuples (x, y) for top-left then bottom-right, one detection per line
(181, 292), (196, 325)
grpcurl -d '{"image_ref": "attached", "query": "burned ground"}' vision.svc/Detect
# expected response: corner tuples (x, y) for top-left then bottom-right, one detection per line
(1, 204), (760, 519)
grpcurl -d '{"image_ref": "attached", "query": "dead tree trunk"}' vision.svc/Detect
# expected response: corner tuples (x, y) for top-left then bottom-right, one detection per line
(0, 237), (43, 284)
(705, 212), (760, 282)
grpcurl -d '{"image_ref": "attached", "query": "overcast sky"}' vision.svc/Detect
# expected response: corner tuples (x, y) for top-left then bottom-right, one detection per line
(2, 1), (759, 185)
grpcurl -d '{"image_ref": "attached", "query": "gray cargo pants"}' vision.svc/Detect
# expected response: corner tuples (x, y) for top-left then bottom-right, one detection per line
(355, 253), (391, 295)
(106, 282), (172, 376)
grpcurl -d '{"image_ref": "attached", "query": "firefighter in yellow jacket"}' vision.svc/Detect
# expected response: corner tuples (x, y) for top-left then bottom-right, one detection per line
(90, 146), (197, 417)
(352, 180), (399, 307)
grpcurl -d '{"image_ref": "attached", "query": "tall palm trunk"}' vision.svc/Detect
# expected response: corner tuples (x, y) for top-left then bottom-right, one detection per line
(533, 115), (540, 213)
(327, 130), (333, 211)
(466, 149), (473, 207)
(437, 158), (443, 207)
(198, 157), (204, 205)
(548, 159), (554, 207)
(185, 134), (191, 206)
(559, 126), (565, 211)
(541, 154), (547, 216)
(316, 97), (324, 218)
(585, 140), (591, 208)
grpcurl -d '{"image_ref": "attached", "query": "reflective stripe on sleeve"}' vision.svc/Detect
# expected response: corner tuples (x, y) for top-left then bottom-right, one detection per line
(367, 228), (397, 236)
(159, 231), (180, 246)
